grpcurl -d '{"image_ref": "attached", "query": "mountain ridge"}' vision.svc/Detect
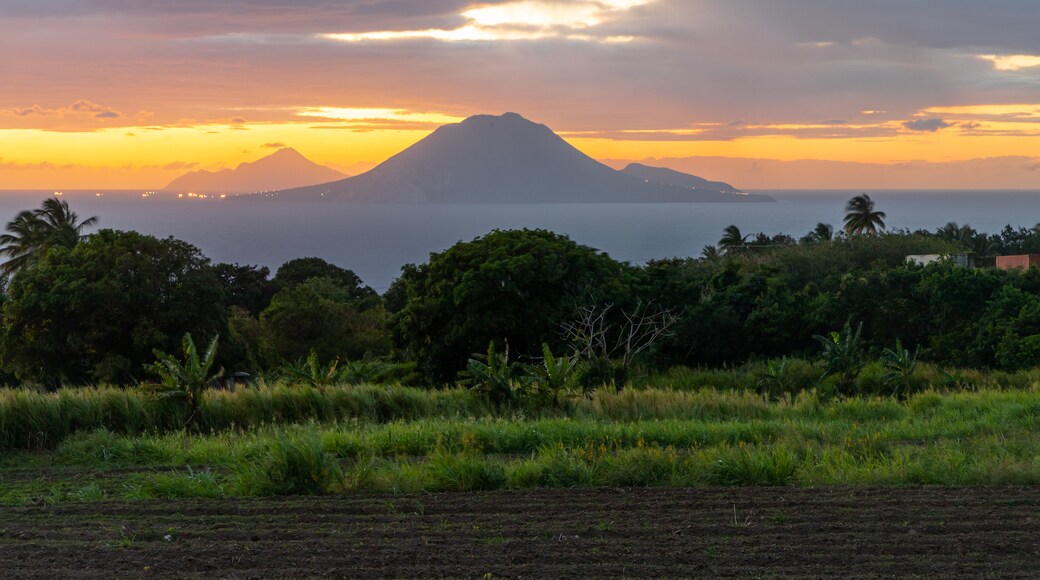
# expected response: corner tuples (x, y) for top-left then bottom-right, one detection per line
(243, 113), (772, 203)
(621, 163), (741, 194)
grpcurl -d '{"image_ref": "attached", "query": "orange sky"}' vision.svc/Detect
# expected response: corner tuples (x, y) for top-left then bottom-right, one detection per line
(3, 1), (1040, 189)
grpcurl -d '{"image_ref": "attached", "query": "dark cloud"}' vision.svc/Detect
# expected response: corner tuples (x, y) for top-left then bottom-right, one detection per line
(2, 1), (1040, 134)
(261, 142), (286, 148)
(903, 118), (952, 132)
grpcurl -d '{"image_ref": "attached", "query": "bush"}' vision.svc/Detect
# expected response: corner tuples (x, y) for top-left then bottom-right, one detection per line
(427, 451), (507, 491)
(707, 445), (800, 486)
(232, 430), (343, 496)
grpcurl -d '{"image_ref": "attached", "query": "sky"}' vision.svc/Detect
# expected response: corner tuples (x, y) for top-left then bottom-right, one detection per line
(2, 0), (1040, 190)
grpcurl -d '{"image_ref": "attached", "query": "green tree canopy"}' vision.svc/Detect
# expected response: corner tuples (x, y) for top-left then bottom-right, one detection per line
(0, 229), (224, 385)
(214, 262), (275, 316)
(388, 229), (637, 382)
(273, 257), (376, 302)
(259, 277), (389, 365)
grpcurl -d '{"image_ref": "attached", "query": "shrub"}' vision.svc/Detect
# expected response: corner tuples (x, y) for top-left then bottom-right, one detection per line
(232, 430), (343, 496)
(427, 451), (507, 491)
(707, 445), (800, 486)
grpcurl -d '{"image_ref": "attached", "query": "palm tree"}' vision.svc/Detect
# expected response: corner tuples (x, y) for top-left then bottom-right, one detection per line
(0, 198), (98, 277)
(843, 194), (886, 235)
(970, 233), (999, 258)
(800, 222), (834, 244)
(701, 245), (721, 260)
(37, 198), (98, 248)
(718, 225), (749, 254)
(0, 210), (45, 277)
(936, 222), (976, 246)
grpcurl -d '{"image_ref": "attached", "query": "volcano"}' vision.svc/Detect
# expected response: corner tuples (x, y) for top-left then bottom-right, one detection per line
(257, 113), (772, 203)
(164, 148), (346, 193)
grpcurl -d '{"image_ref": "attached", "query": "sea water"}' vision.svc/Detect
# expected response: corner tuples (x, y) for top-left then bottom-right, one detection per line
(2, 189), (1039, 292)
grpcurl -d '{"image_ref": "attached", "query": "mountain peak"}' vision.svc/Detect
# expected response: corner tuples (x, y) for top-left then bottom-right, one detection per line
(267, 147), (303, 158)
(460, 112), (530, 124)
(164, 148), (346, 193)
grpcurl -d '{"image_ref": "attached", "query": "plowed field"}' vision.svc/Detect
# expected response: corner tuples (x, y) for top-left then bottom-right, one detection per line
(3, 486), (1038, 578)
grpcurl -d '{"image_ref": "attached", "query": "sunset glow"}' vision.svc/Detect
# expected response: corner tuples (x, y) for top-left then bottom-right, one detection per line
(3, 1), (1040, 189)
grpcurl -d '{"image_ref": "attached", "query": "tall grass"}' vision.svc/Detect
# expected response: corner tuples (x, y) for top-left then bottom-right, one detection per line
(0, 383), (489, 451)
(3, 362), (1040, 453)
(5, 386), (1040, 502)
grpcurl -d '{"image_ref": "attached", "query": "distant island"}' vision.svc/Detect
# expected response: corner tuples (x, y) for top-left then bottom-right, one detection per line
(163, 147), (346, 193)
(236, 113), (773, 203)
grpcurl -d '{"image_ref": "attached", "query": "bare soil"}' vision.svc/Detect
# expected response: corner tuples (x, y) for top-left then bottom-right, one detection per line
(2, 486), (1038, 578)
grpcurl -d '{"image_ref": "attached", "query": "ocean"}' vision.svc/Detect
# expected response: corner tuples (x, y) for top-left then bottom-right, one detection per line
(2, 189), (1039, 292)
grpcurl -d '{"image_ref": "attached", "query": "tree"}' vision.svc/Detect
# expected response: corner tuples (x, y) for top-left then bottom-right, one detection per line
(814, 321), (866, 393)
(214, 263), (275, 316)
(560, 301), (678, 386)
(936, 222), (976, 247)
(146, 333), (223, 431)
(718, 225), (748, 254)
(701, 245), (721, 260)
(273, 257), (376, 302)
(0, 198), (98, 278)
(843, 194), (886, 235)
(388, 229), (636, 382)
(800, 223), (833, 244)
(0, 229), (225, 385)
(259, 277), (388, 365)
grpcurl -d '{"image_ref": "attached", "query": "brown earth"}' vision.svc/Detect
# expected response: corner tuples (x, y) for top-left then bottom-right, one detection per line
(1, 486), (1038, 578)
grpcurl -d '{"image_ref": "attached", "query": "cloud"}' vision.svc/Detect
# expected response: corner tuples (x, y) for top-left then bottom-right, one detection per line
(295, 107), (465, 125)
(321, 0), (655, 44)
(3, 100), (122, 124)
(978, 54), (1040, 71)
(903, 118), (951, 132)
(13, 104), (49, 117)
(261, 142), (287, 148)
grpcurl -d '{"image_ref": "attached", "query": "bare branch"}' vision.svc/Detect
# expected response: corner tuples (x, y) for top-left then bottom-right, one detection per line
(561, 300), (678, 369)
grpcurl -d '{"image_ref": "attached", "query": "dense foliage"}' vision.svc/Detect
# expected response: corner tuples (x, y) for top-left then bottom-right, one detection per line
(0, 230), (225, 385)
(258, 276), (389, 364)
(386, 229), (638, 382)
(5, 197), (1040, 387)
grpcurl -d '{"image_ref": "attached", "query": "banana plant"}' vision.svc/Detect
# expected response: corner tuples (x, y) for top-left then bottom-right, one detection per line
(145, 333), (222, 431)
(285, 349), (339, 392)
(462, 341), (525, 406)
(881, 339), (919, 398)
(813, 321), (865, 394)
(755, 357), (791, 400)
(527, 343), (586, 408)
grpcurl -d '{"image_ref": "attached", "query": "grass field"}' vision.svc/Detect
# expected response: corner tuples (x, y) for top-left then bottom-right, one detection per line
(6, 380), (1040, 576)
(3, 383), (1040, 504)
